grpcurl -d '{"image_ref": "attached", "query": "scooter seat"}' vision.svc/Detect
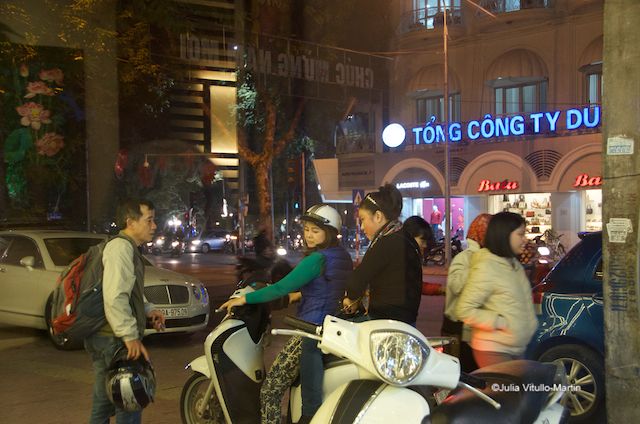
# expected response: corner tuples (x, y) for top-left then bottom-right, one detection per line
(427, 360), (558, 424)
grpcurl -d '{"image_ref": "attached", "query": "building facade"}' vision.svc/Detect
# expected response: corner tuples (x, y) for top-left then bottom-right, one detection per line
(317, 0), (604, 248)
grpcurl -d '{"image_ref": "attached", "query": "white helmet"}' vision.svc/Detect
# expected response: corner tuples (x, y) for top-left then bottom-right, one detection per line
(301, 204), (342, 232)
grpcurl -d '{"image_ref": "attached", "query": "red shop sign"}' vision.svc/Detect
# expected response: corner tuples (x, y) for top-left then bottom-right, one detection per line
(477, 179), (519, 192)
(573, 173), (602, 188)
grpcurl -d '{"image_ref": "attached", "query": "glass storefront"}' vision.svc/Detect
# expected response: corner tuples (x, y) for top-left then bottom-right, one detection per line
(402, 197), (465, 239)
(583, 189), (602, 232)
(489, 193), (552, 239)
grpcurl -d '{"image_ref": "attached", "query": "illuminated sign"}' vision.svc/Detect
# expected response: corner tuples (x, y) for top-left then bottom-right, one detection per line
(477, 179), (519, 192)
(573, 173), (602, 188)
(382, 123), (406, 148)
(384, 107), (601, 147)
(396, 180), (430, 189)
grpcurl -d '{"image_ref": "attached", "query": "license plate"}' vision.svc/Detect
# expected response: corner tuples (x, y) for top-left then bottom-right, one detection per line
(160, 307), (189, 318)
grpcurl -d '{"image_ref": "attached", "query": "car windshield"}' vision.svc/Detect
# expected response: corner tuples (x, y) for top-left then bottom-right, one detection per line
(44, 237), (104, 266)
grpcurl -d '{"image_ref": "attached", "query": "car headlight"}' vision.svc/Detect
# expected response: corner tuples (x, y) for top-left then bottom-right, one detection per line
(155, 238), (165, 246)
(191, 284), (209, 304)
(370, 331), (429, 385)
(200, 286), (209, 304)
(191, 240), (201, 245)
(191, 284), (201, 300)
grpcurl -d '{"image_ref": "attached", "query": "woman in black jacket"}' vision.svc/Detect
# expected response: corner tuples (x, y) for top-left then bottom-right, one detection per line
(343, 184), (423, 324)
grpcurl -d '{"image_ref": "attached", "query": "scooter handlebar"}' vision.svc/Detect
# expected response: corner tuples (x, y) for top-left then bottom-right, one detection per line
(283, 315), (321, 335)
(459, 372), (487, 390)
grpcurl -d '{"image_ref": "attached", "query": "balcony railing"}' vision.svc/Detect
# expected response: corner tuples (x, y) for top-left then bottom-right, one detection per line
(476, 0), (552, 14)
(398, 6), (462, 34)
(336, 133), (376, 155)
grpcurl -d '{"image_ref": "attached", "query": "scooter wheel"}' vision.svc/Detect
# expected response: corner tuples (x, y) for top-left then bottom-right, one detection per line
(180, 373), (225, 424)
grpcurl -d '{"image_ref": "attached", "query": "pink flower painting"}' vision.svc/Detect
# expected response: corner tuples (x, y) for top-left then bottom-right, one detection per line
(35, 132), (65, 157)
(16, 102), (52, 130)
(24, 81), (54, 98)
(39, 68), (64, 86)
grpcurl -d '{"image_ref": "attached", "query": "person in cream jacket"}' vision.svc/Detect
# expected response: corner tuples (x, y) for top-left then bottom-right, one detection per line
(455, 212), (538, 368)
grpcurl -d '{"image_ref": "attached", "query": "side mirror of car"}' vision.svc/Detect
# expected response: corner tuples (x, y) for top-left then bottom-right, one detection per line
(20, 256), (35, 270)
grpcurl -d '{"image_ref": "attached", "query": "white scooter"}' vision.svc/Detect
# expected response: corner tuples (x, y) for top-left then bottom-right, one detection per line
(180, 284), (362, 424)
(181, 284), (569, 423)
(279, 315), (569, 424)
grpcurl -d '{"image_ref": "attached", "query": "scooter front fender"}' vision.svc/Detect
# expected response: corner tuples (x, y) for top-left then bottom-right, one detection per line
(312, 380), (429, 423)
(186, 355), (211, 378)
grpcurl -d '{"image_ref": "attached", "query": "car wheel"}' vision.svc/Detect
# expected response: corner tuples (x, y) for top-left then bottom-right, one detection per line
(44, 295), (82, 351)
(538, 344), (604, 423)
(201, 244), (210, 254)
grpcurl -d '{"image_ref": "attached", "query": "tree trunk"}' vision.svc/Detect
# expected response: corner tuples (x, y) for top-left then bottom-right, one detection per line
(603, 1), (640, 422)
(255, 161), (273, 241)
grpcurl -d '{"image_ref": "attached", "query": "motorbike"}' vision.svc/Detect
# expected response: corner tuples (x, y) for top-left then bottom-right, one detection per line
(424, 234), (462, 265)
(181, 286), (569, 423)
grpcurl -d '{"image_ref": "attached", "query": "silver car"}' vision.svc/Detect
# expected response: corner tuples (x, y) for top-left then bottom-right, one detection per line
(0, 230), (209, 349)
(186, 229), (234, 253)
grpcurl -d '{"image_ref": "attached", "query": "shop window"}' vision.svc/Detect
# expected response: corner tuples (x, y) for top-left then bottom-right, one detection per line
(416, 93), (461, 123)
(584, 189), (602, 232)
(489, 193), (552, 237)
(495, 81), (546, 115)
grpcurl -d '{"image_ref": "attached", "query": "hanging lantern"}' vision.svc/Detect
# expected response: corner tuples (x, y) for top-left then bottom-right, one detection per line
(138, 162), (154, 188)
(200, 161), (217, 186)
(114, 149), (128, 179)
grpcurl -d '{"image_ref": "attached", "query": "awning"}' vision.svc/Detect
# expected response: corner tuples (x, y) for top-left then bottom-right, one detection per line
(312, 158), (352, 203)
(579, 36), (603, 72)
(407, 64), (461, 96)
(485, 49), (548, 87)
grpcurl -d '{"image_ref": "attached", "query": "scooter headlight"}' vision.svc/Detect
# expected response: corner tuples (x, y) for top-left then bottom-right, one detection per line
(370, 331), (429, 385)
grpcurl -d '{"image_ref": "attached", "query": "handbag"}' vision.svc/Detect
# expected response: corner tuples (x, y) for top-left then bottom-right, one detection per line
(526, 211), (535, 217)
(586, 205), (594, 215)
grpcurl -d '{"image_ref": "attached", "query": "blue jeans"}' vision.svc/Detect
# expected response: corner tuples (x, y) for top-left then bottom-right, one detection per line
(85, 334), (142, 424)
(300, 338), (323, 418)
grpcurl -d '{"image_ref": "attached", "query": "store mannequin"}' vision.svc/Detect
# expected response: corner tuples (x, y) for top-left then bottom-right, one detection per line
(430, 205), (443, 235)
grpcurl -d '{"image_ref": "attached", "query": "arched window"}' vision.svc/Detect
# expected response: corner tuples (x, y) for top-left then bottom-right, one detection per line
(486, 49), (548, 115)
(408, 64), (461, 123)
(579, 37), (603, 106)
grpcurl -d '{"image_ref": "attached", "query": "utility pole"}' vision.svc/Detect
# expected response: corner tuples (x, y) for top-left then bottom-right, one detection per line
(603, 1), (640, 421)
(443, 7), (451, 265)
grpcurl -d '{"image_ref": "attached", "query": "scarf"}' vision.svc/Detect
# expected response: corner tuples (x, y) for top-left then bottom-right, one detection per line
(368, 219), (403, 249)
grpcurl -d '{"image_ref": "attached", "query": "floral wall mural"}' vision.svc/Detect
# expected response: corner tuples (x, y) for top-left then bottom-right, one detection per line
(1, 43), (86, 226)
